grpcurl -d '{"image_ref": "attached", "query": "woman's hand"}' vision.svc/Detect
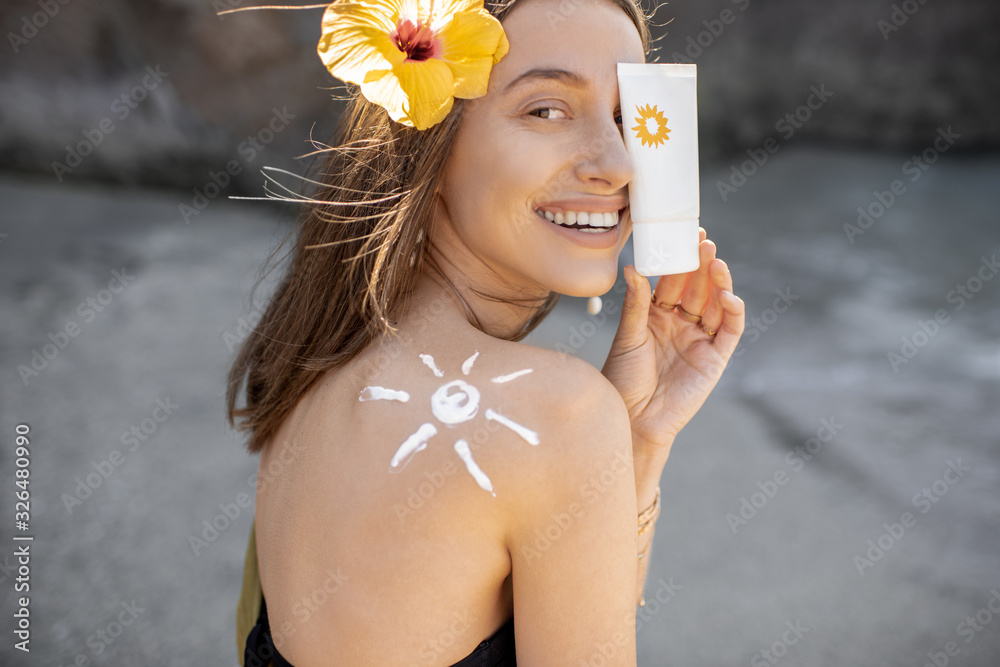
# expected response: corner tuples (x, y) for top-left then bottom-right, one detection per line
(601, 230), (745, 459)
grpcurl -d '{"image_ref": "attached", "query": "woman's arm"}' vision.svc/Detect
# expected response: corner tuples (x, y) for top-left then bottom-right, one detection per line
(633, 440), (669, 603)
(602, 234), (746, 602)
(499, 360), (640, 666)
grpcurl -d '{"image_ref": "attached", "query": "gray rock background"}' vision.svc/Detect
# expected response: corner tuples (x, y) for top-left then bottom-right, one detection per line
(1, 0), (998, 189)
(1, 0), (998, 666)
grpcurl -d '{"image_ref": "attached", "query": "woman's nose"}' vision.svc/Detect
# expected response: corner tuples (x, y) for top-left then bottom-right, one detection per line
(573, 117), (635, 190)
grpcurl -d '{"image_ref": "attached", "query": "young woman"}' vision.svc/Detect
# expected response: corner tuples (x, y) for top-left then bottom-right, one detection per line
(229, 0), (745, 665)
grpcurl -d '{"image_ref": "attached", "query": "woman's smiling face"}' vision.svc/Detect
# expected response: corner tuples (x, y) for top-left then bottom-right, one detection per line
(432, 0), (646, 299)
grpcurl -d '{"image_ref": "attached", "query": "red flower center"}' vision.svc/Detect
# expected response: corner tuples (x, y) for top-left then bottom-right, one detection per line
(392, 19), (441, 62)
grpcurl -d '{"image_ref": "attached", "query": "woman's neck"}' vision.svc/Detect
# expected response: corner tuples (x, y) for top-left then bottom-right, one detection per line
(402, 266), (548, 341)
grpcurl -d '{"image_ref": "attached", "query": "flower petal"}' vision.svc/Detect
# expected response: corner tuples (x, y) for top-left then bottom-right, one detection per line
(361, 59), (455, 130)
(318, 1), (408, 85)
(396, 0), (423, 21)
(436, 9), (508, 98)
(439, 8), (507, 59)
(493, 27), (509, 63)
(426, 0), (482, 29)
(441, 56), (494, 99)
(396, 59), (456, 129)
(359, 70), (409, 124)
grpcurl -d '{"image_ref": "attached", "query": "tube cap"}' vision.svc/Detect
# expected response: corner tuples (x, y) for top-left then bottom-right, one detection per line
(632, 219), (700, 276)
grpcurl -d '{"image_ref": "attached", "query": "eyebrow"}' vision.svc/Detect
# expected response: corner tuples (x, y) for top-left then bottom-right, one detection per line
(502, 68), (588, 93)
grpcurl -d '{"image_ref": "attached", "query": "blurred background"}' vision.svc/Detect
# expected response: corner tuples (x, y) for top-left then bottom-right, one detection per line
(1, 0), (998, 665)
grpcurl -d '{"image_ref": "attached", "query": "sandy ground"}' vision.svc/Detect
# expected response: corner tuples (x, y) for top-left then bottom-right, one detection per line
(1, 145), (998, 666)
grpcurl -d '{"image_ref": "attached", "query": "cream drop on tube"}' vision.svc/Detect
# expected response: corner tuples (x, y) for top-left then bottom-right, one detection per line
(617, 63), (700, 276)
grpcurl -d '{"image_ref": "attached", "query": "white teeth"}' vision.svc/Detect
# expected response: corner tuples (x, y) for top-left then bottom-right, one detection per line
(536, 208), (621, 230)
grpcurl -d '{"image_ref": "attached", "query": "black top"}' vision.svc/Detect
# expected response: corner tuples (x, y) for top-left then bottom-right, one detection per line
(244, 594), (516, 667)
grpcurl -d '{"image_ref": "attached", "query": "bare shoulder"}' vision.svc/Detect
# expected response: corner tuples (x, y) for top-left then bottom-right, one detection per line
(468, 336), (635, 516)
(470, 333), (630, 437)
(329, 322), (633, 515)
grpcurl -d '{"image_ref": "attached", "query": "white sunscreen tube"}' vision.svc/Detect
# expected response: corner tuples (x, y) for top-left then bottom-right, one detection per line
(617, 63), (700, 276)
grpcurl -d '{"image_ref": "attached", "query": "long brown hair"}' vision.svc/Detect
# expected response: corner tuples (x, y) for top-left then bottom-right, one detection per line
(226, 0), (654, 454)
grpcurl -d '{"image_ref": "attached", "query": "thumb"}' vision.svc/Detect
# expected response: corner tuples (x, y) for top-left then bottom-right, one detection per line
(613, 265), (650, 349)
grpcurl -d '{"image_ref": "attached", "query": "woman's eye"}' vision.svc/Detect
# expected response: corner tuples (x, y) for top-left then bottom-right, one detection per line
(615, 112), (623, 125)
(528, 107), (567, 120)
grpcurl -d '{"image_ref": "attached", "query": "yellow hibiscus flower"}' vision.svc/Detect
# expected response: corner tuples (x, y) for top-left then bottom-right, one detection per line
(317, 0), (510, 130)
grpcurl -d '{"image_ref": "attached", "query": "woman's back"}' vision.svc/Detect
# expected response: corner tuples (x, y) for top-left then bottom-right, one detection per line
(254, 285), (638, 665)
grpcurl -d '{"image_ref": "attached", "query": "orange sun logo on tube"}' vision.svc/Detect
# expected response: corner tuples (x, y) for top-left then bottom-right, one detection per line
(632, 103), (671, 148)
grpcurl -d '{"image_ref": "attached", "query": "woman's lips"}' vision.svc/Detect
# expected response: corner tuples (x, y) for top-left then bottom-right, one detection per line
(535, 196), (628, 214)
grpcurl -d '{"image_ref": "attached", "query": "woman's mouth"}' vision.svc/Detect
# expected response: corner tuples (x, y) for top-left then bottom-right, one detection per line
(533, 206), (625, 234)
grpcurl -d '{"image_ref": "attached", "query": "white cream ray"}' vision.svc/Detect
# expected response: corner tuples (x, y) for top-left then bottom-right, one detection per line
(419, 354), (444, 377)
(491, 368), (533, 383)
(454, 439), (495, 497)
(485, 408), (539, 445)
(389, 422), (438, 472)
(461, 350), (479, 375)
(359, 385), (410, 402)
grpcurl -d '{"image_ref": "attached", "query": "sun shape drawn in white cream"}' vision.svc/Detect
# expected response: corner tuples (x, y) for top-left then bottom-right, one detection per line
(358, 351), (538, 497)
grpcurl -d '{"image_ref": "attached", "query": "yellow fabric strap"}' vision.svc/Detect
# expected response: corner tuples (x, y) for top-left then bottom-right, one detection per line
(236, 517), (266, 667)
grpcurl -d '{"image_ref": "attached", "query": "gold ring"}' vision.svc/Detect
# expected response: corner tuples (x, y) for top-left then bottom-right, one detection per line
(675, 305), (702, 323)
(651, 293), (680, 311)
(701, 324), (718, 336)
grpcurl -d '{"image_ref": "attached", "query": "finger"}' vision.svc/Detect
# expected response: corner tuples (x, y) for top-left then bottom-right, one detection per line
(651, 271), (688, 310)
(614, 265), (651, 350)
(651, 230), (709, 308)
(650, 254), (694, 308)
(678, 239), (716, 316)
(712, 290), (746, 356)
(700, 258), (732, 335)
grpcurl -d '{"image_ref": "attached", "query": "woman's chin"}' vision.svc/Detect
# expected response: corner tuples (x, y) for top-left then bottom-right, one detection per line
(546, 266), (620, 299)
